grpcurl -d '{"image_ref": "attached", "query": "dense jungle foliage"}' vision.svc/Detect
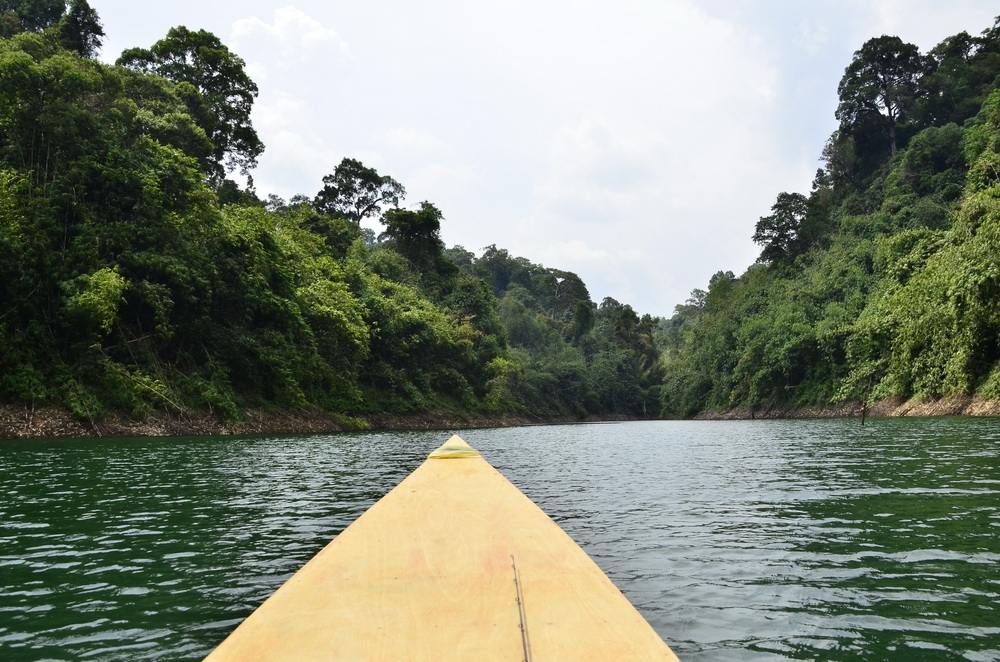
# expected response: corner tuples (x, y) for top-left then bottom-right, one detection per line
(0, 1), (662, 422)
(660, 20), (1000, 416)
(1, 3), (998, 424)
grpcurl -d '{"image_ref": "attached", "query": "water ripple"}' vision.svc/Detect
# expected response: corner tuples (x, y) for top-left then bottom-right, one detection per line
(0, 420), (998, 660)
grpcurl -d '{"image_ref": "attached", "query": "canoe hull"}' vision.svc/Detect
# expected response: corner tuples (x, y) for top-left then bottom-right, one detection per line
(205, 436), (678, 661)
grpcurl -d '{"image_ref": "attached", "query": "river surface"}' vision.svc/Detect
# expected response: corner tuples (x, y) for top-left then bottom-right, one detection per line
(1, 419), (998, 660)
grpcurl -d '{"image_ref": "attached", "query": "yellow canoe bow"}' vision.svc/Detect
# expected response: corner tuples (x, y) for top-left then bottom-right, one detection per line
(205, 435), (679, 661)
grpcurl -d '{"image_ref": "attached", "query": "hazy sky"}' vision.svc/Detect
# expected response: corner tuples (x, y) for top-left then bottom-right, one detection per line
(92, 0), (998, 315)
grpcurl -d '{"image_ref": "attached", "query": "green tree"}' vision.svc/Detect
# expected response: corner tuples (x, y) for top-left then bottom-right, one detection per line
(314, 157), (405, 224)
(571, 299), (594, 340)
(753, 192), (808, 263)
(919, 21), (1000, 126)
(118, 26), (264, 178)
(0, 7), (671, 424)
(379, 202), (444, 270)
(57, 0), (101, 57)
(0, 0), (63, 32)
(836, 35), (926, 155)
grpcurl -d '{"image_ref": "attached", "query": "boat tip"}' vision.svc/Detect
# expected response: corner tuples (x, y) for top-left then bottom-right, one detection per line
(428, 434), (480, 459)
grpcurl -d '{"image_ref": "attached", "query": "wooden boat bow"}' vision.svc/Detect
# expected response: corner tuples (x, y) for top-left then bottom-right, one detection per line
(205, 434), (679, 661)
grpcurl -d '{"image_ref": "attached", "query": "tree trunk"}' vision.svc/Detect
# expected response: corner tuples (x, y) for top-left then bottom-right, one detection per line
(888, 121), (897, 156)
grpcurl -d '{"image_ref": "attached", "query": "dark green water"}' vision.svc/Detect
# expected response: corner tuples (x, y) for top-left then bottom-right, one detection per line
(1, 419), (998, 661)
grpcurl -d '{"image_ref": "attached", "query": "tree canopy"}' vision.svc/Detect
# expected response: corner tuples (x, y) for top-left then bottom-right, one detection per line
(836, 35), (926, 155)
(752, 192), (808, 264)
(0, 8), (665, 424)
(380, 202), (445, 270)
(117, 26), (264, 179)
(0, 0), (64, 32)
(0, 5), (998, 427)
(57, 0), (102, 57)
(314, 157), (406, 224)
(662, 18), (1000, 418)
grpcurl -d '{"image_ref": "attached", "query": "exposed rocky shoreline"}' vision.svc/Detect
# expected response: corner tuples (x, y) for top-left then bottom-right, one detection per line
(2, 395), (997, 440)
(693, 395), (1000, 420)
(0, 404), (639, 440)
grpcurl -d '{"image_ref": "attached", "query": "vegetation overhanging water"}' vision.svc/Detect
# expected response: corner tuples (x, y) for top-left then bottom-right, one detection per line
(0, 7), (999, 430)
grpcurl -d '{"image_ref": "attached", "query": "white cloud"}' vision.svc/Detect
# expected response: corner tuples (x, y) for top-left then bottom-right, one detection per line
(796, 19), (831, 55)
(129, 0), (991, 315)
(230, 6), (351, 63)
(379, 128), (453, 161)
(227, 6), (353, 198)
(243, 88), (340, 198)
(867, 0), (996, 49)
(465, 0), (811, 312)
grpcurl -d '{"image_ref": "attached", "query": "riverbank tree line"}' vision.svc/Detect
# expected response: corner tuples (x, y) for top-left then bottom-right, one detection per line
(659, 19), (1000, 416)
(1, 3), (997, 424)
(0, 1), (662, 423)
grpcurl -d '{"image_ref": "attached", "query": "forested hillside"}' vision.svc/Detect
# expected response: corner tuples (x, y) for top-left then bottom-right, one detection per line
(660, 21), (1000, 417)
(0, 1), (661, 425)
(2, 3), (998, 429)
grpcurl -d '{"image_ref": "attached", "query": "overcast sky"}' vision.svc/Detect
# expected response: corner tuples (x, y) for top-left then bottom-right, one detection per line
(93, 0), (998, 316)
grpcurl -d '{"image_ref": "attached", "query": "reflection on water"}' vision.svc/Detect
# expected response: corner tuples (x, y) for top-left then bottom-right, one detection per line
(1, 419), (998, 660)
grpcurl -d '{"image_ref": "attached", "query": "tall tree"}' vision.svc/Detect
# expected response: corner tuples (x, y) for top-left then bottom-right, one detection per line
(919, 21), (1000, 126)
(753, 192), (808, 264)
(117, 26), (264, 179)
(836, 35), (926, 155)
(0, 0), (63, 32)
(58, 0), (102, 57)
(314, 158), (405, 224)
(379, 202), (444, 270)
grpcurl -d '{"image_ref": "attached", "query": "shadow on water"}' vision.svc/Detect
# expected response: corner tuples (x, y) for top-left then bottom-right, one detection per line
(1, 420), (998, 660)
